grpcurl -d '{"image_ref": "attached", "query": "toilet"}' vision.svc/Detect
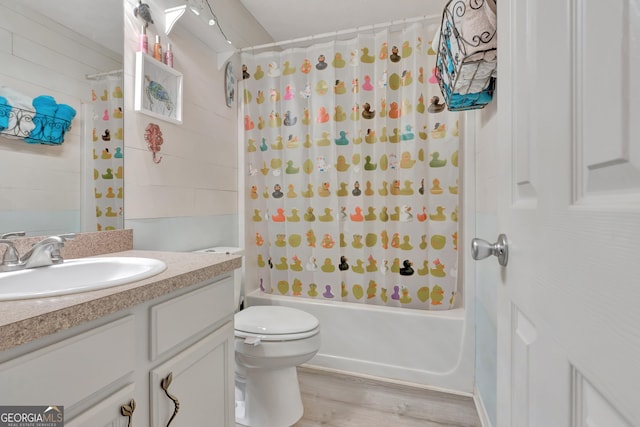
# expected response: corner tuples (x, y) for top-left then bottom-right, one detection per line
(196, 247), (321, 427)
(235, 305), (320, 426)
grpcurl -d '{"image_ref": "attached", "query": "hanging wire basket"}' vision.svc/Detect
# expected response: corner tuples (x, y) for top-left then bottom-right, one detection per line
(435, 0), (497, 111)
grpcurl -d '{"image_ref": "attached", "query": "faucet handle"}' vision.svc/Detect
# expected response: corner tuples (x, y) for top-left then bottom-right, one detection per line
(1, 231), (26, 239)
(0, 232), (25, 264)
(0, 239), (20, 264)
(49, 234), (75, 262)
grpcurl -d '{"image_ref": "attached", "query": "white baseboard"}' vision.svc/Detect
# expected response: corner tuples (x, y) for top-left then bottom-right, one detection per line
(474, 385), (493, 427)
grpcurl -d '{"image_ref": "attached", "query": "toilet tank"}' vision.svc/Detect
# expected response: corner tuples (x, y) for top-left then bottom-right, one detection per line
(195, 246), (244, 311)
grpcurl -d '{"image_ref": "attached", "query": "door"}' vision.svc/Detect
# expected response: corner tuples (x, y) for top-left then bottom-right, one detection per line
(492, 1), (640, 426)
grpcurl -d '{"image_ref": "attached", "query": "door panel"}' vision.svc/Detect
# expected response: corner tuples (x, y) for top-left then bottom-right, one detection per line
(573, 0), (640, 198)
(572, 371), (633, 427)
(510, 307), (536, 427)
(495, 0), (640, 425)
(511, 0), (538, 204)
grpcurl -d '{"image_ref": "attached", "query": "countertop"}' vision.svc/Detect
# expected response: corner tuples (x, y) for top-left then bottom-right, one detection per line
(0, 249), (241, 352)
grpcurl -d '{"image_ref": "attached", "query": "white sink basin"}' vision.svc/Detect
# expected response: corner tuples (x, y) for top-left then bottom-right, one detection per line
(0, 257), (167, 301)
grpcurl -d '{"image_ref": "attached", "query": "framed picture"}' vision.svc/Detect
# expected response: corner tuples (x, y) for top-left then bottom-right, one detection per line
(135, 52), (183, 124)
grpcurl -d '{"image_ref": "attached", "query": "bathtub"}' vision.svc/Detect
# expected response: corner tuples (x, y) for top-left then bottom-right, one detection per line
(244, 290), (475, 394)
(239, 112), (477, 395)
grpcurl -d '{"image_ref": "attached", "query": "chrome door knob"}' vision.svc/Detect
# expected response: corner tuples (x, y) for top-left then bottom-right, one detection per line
(471, 234), (509, 266)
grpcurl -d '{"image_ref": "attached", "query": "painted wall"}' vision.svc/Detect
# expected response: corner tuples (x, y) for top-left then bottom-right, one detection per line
(0, 1), (122, 235)
(121, 0), (272, 251)
(474, 100), (498, 426)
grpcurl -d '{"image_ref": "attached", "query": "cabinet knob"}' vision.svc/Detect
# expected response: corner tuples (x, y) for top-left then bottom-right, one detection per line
(161, 372), (180, 427)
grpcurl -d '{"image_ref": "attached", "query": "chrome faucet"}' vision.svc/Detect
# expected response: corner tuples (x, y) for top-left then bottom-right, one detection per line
(0, 231), (25, 272)
(0, 233), (76, 272)
(20, 234), (76, 269)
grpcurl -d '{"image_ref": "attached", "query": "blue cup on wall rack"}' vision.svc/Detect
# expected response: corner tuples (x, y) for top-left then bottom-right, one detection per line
(0, 96), (9, 131)
(25, 95), (58, 143)
(47, 103), (76, 144)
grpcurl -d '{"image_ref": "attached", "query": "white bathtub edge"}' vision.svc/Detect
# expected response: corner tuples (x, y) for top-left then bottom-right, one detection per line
(301, 363), (475, 398)
(246, 290), (475, 394)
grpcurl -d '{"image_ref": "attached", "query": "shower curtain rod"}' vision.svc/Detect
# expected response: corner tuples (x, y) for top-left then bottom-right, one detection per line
(239, 14), (440, 53)
(85, 69), (123, 80)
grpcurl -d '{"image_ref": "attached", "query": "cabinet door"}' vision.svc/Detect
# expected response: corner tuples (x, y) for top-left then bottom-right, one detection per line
(66, 384), (135, 427)
(150, 321), (234, 427)
(150, 276), (233, 360)
(0, 316), (135, 408)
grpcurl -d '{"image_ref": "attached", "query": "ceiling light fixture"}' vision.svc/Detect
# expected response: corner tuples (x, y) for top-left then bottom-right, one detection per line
(164, 0), (234, 52)
(188, 0), (204, 14)
(204, 0), (232, 47)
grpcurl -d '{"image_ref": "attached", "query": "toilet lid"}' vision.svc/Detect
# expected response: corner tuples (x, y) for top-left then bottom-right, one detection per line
(235, 306), (319, 335)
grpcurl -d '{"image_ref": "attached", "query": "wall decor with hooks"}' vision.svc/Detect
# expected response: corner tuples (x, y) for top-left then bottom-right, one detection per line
(145, 122), (164, 163)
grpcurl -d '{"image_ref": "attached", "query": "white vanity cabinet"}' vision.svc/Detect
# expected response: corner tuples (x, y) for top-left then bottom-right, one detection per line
(148, 275), (235, 426)
(0, 274), (235, 427)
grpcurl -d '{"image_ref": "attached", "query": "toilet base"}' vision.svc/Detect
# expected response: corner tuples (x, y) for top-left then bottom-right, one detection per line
(235, 366), (303, 427)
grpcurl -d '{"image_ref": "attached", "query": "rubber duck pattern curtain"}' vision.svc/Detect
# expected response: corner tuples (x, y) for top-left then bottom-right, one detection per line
(241, 22), (460, 310)
(89, 75), (124, 231)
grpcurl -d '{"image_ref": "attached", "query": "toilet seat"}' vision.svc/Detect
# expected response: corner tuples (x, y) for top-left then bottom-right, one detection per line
(235, 306), (319, 341)
(235, 327), (319, 341)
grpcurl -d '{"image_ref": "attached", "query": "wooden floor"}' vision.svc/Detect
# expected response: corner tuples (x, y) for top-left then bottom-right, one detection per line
(292, 366), (481, 427)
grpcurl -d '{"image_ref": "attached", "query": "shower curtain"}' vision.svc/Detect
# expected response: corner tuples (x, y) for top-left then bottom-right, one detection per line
(241, 22), (460, 310)
(89, 75), (124, 231)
